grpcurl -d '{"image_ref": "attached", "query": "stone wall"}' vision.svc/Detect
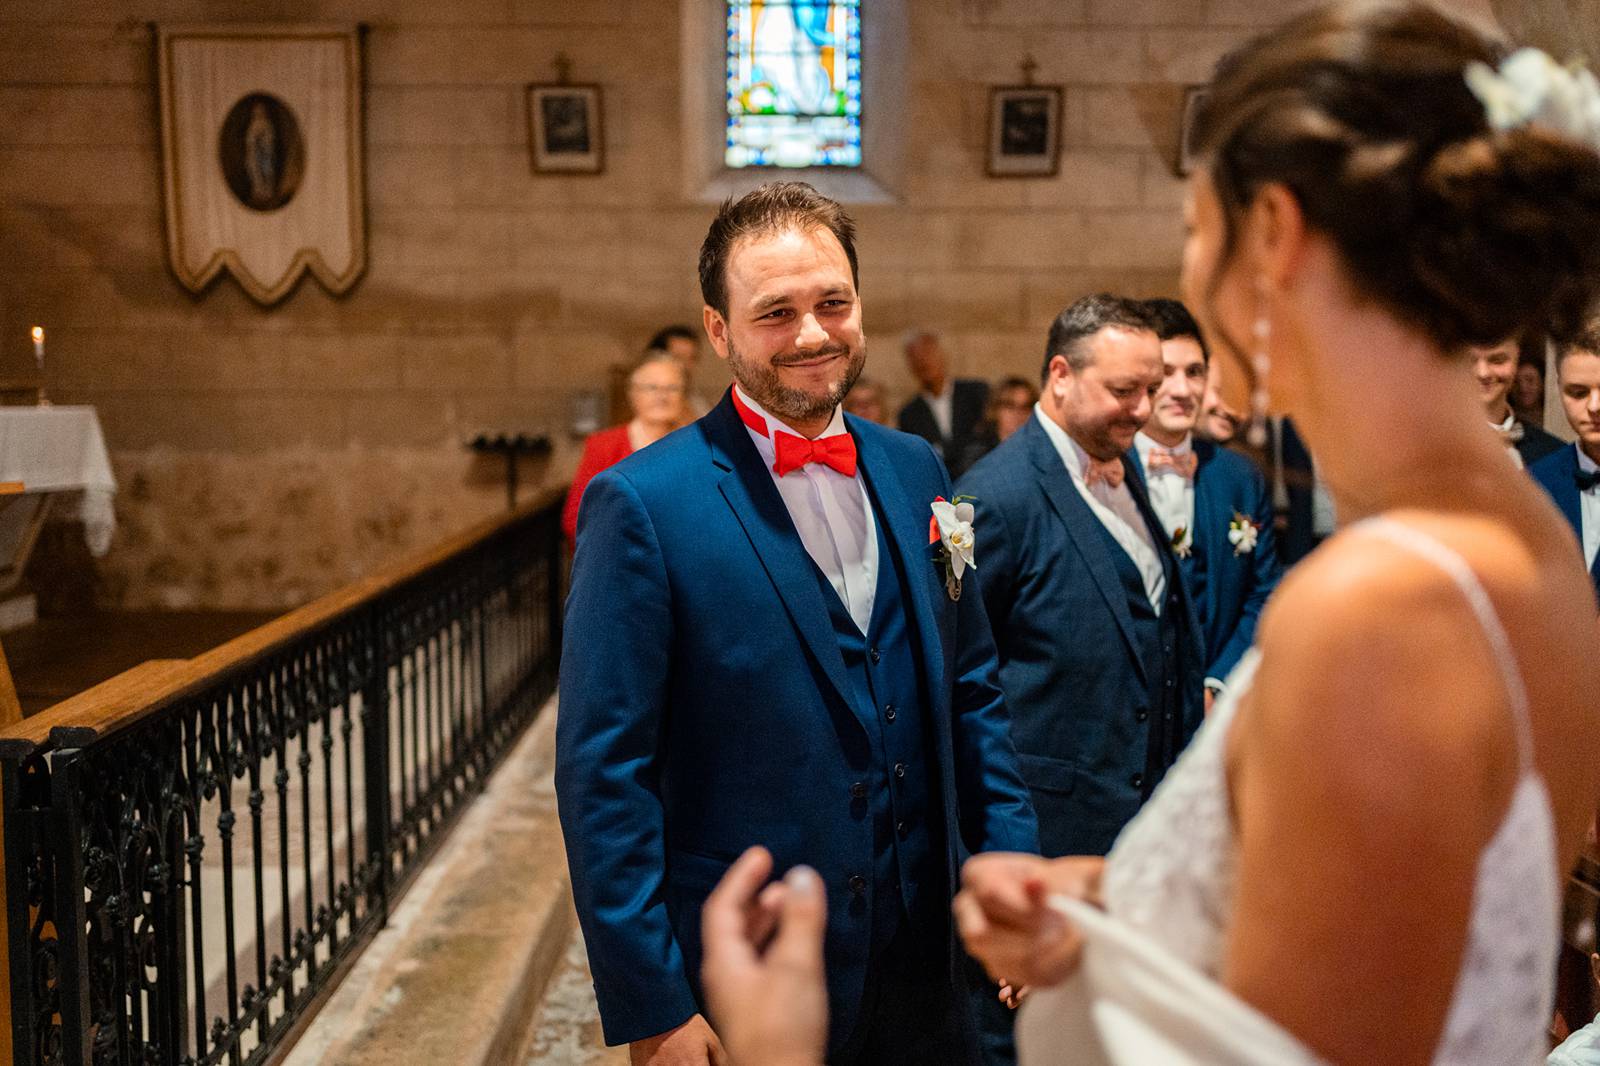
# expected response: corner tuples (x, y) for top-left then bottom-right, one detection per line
(2, 0), (1356, 608)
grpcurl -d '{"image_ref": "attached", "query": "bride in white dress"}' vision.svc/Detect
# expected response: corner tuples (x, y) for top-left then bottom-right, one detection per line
(695, 3), (1600, 1064)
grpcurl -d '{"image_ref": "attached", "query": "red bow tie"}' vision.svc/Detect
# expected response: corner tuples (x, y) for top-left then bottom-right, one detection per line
(774, 431), (858, 478)
(1147, 449), (1198, 479)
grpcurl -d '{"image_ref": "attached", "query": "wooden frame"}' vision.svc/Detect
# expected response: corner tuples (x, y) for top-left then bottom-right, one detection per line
(986, 85), (1062, 178)
(526, 83), (605, 174)
(1176, 84), (1211, 177)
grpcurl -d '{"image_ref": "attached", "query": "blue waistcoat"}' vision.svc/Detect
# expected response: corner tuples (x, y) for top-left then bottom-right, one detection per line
(1083, 503), (1186, 797)
(810, 505), (939, 945)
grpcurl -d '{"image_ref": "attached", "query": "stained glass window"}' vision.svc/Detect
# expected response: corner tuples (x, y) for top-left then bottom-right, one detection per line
(726, 1), (862, 169)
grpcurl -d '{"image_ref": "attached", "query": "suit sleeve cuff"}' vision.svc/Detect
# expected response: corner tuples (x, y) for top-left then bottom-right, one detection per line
(1204, 677), (1226, 695)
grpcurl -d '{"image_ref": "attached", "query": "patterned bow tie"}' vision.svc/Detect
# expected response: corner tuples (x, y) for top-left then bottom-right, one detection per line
(774, 431), (858, 478)
(1578, 466), (1600, 492)
(1084, 457), (1125, 489)
(1147, 448), (1198, 479)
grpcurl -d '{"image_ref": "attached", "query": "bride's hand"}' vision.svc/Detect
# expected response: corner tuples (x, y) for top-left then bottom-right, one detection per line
(953, 853), (1104, 990)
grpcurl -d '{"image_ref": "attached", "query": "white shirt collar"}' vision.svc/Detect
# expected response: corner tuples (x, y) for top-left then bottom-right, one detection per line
(922, 381), (953, 404)
(1491, 410), (1517, 433)
(732, 384), (847, 469)
(1579, 444), (1600, 478)
(1034, 404), (1096, 482)
(1135, 430), (1193, 462)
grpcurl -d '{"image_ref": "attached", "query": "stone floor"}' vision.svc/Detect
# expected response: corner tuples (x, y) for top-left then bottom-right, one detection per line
(523, 930), (627, 1066)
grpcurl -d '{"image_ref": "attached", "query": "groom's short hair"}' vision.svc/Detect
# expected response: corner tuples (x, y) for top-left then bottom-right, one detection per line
(699, 181), (860, 318)
(1043, 294), (1157, 379)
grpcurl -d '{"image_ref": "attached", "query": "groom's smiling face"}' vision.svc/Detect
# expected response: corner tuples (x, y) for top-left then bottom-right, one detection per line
(704, 225), (866, 436)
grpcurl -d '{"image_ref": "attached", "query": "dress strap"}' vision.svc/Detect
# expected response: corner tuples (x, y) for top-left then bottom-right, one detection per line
(1356, 516), (1535, 774)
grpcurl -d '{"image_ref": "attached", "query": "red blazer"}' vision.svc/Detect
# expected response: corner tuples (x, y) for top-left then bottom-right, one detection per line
(564, 425), (635, 545)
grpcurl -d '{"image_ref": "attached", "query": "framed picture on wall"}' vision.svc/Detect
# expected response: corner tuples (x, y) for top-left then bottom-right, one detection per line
(987, 86), (1062, 177)
(1176, 85), (1212, 176)
(526, 84), (604, 174)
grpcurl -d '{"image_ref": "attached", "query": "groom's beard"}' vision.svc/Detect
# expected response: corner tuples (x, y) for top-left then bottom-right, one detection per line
(727, 334), (866, 426)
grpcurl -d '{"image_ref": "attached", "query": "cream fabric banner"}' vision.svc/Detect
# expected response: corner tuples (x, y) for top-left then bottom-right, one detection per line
(157, 25), (366, 306)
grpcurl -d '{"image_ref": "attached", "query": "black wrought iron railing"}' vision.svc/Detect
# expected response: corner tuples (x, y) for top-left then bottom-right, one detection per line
(0, 490), (564, 1066)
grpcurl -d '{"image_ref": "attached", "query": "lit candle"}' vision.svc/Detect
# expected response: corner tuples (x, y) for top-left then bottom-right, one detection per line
(30, 326), (43, 368)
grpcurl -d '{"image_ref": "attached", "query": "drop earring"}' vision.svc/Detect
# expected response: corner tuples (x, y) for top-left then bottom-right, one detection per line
(1247, 283), (1272, 449)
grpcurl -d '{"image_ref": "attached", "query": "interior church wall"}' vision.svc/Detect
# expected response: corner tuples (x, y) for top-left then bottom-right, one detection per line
(0, 0), (1496, 609)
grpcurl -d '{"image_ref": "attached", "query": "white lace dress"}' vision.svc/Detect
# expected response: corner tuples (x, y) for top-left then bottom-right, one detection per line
(1101, 518), (1560, 1064)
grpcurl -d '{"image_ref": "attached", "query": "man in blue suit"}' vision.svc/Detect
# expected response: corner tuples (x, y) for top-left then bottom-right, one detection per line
(556, 182), (1039, 1066)
(1529, 330), (1600, 603)
(1131, 300), (1281, 708)
(956, 294), (1205, 859)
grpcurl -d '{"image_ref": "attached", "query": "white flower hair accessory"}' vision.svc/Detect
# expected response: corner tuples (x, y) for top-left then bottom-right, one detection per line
(1464, 47), (1600, 149)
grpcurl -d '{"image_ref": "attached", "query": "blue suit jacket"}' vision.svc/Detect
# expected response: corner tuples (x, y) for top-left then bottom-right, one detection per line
(1131, 439), (1281, 683)
(556, 391), (1039, 1047)
(1529, 443), (1600, 598)
(956, 415), (1205, 858)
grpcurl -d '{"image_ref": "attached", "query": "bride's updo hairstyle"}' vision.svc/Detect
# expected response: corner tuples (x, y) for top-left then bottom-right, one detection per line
(1193, 0), (1600, 350)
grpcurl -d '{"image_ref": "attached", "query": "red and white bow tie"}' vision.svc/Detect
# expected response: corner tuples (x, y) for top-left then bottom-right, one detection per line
(1147, 448), (1198, 479)
(1084, 457), (1125, 489)
(774, 431), (857, 478)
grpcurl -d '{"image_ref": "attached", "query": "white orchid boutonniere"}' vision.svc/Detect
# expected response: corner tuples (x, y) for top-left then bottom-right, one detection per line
(1170, 525), (1192, 559)
(929, 495), (978, 601)
(1227, 511), (1260, 556)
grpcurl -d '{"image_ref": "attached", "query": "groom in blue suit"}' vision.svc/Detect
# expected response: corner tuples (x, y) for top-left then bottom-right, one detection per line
(957, 295), (1205, 859)
(1130, 300), (1281, 705)
(1529, 331), (1600, 603)
(556, 182), (1039, 1066)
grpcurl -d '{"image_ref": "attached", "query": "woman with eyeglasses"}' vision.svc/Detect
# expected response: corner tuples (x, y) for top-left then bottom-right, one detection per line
(563, 351), (690, 546)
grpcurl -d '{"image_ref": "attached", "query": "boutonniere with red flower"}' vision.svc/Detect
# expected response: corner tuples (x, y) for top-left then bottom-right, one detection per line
(1170, 525), (1192, 559)
(1228, 512), (1260, 556)
(929, 495), (977, 601)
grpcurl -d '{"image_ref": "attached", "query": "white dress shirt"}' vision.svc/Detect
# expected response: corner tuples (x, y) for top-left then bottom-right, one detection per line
(1580, 447), (1600, 570)
(1491, 411), (1525, 470)
(735, 385), (878, 633)
(1134, 431), (1195, 548)
(923, 384), (954, 441)
(1035, 407), (1166, 613)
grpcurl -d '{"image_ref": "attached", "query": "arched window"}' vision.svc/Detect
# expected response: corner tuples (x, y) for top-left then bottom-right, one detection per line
(724, 1), (862, 169)
(683, 0), (904, 203)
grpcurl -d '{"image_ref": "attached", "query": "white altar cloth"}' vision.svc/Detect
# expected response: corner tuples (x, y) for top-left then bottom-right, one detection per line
(0, 406), (117, 556)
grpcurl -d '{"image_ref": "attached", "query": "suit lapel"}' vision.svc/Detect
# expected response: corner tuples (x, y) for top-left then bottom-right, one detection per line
(853, 424), (947, 707)
(1192, 442), (1227, 575)
(1557, 446), (1584, 535)
(1024, 419), (1149, 685)
(704, 396), (868, 737)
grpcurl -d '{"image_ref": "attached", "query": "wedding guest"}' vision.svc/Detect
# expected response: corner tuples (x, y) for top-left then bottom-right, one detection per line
(841, 375), (888, 424)
(897, 331), (990, 477)
(1512, 352), (1548, 425)
(956, 294), (1205, 859)
(1197, 357), (1244, 443)
(556, 181), (1037, 1066)
(1268, 415), (1330, 565)
(1131, 298), (1280, 710)
(1474, 336), (1564, 467)
(1529, 328), (1600, 601)
(648, 323), (713, 416)
(562, 351), (688, 546)
(952, 377), (1039, 474)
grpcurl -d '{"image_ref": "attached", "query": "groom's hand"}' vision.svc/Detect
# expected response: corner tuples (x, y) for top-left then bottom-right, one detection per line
(628, 1014), (726, 1066)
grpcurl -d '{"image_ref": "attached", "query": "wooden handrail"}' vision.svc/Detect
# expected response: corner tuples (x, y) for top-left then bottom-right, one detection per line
(0, 488), (564, 761)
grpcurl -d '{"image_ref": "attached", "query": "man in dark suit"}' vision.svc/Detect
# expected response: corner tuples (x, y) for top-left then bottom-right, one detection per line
(557, 182), (1038, 1066)
(1475, 337), (1564, 467)
(898, 331), (990, 477)
(956, 294), (1204, 859)
(1529, 330), (1600, 602)
(1130, 300), (1281, 710)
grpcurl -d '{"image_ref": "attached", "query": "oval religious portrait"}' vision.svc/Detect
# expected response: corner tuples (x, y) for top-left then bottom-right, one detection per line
(218, 92), (306, 212)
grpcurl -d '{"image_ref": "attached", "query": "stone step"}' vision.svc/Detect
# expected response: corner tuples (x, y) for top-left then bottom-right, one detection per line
(283, 696), (574, 1066)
